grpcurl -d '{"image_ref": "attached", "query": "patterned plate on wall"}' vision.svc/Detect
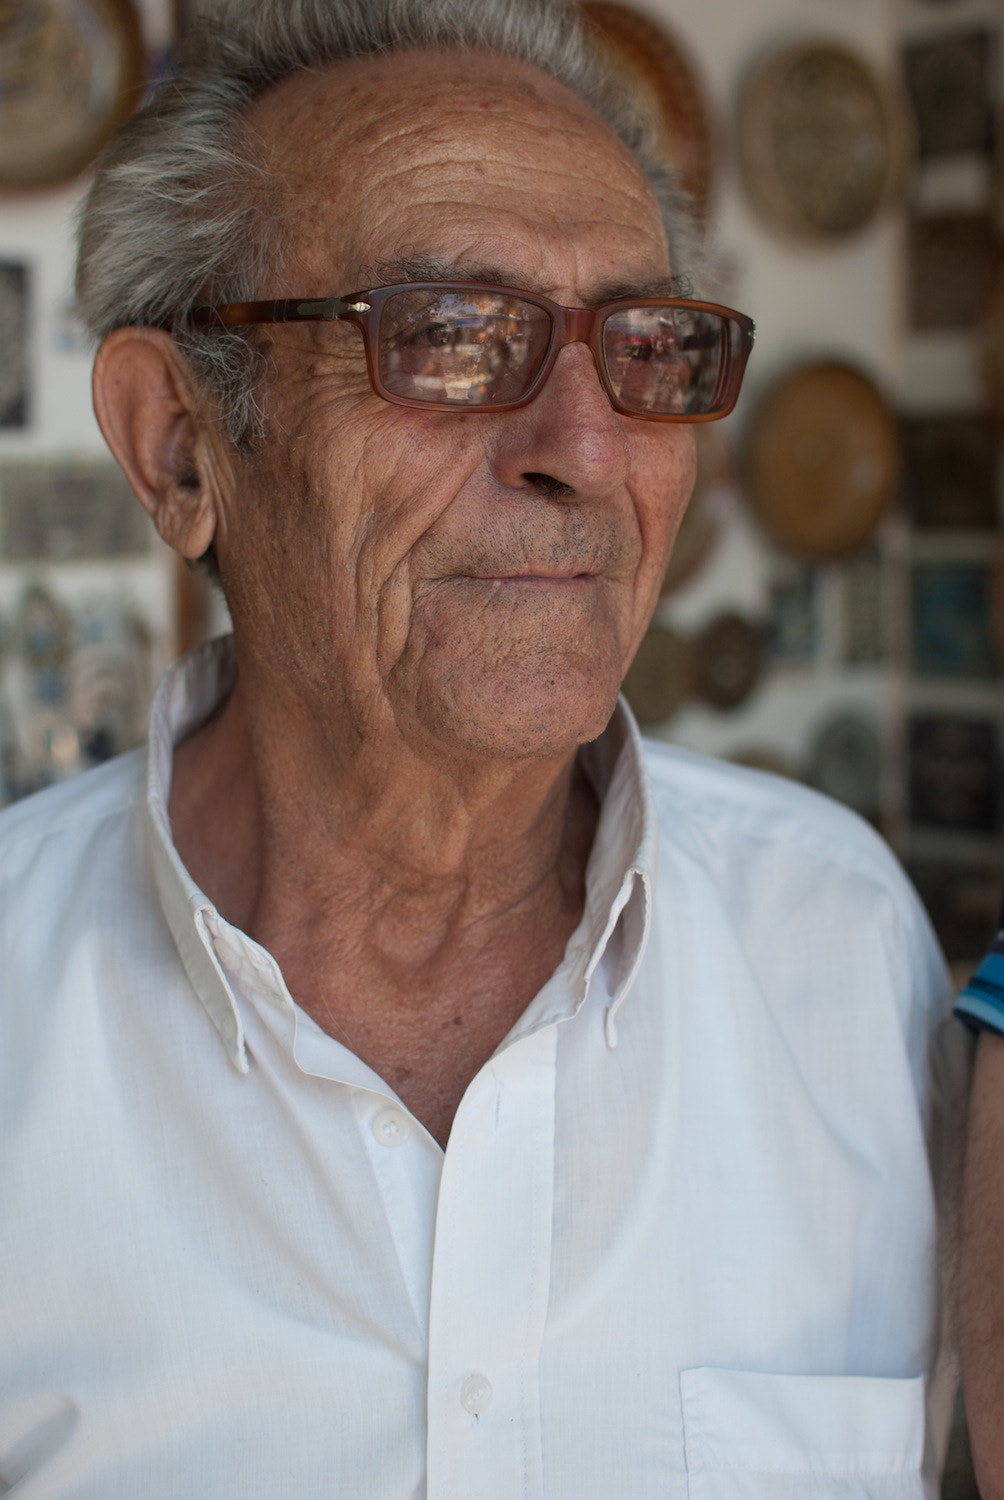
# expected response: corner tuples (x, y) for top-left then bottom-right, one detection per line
(691, 612), (765, 711)
(747, 361), (901, 558)
(806, 712), (881, 819)
(737, 39), (909, 241)
(0, 0), (145, 189)
(621, 625), (693, 726)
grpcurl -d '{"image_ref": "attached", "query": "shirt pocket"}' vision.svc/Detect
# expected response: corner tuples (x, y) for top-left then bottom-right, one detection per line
(680, 1367), (927, 1500)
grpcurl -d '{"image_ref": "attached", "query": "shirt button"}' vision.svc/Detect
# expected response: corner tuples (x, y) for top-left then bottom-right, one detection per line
(371, 1106), (412, 1147)
(460, 1374), (493, 1414)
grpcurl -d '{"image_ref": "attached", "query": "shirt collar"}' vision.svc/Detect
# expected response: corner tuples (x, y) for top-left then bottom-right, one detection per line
(145, 637), (250, 1072)
(577, 707), (656, 1046)
(144, 638), (657, 1070)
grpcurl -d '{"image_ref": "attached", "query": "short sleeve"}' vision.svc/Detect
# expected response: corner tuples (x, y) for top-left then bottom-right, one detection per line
(955, 896), (1004, 1035)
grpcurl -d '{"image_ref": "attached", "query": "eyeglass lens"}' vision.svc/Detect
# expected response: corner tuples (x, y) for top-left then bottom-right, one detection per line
(602, 306), (722, 416)
(376, 287), (733, 415)
(380, 288), (551, 407)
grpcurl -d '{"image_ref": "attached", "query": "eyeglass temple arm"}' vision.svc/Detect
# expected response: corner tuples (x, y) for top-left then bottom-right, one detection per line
(189, 295), (371, 328)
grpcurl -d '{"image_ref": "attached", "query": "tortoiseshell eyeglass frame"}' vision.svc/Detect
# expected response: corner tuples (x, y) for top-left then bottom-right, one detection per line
(189, 281), (755, 422)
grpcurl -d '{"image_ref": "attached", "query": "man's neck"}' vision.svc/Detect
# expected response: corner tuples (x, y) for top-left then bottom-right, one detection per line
(168, 673), (599, 1145)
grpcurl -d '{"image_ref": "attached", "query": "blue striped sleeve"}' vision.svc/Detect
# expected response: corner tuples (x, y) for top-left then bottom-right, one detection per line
(955, 938), (1004, 1036)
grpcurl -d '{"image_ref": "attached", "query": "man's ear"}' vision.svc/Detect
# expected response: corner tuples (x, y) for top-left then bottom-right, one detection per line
(93, 327), (229, 561)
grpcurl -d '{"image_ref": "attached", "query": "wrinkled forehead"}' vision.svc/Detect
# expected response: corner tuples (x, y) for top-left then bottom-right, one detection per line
(246, 48), (668, 294)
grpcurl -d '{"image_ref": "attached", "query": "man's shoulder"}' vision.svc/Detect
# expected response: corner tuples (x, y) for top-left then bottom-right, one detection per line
(0, 750), (146, 872)
(637, 737), (954, 1046)
(639, 736), (903, 891)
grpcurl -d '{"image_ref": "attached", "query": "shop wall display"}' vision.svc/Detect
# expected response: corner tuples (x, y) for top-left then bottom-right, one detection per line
(841, 555), (885, 666)
(907, 211), (997, 328)
(0, 575), (162, 805)
(0, 263), (30, 430)
(746, 360), (902, 557)
(601, 0), (1004, 984)
(0, 0), (184, 808)
(737, 38), (910, 241)
(0, 460), (153, 562)
(902, 415), (998, 528)
(807, 712), (883, 820)
(901, 27), (995, 157)
(0, 0), (146, 190)
(0, 461), (171, 808)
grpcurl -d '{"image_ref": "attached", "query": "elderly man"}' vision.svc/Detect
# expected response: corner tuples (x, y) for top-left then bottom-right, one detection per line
(0, 0), (967, 1495)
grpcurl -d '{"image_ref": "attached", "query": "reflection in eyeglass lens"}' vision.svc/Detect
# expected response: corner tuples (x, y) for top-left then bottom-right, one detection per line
(603, 307), (722, 415)
(380, 289), (551, 405)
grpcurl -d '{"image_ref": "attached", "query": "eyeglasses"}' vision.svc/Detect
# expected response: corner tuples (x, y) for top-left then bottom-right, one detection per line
(191, 281), (755, 423)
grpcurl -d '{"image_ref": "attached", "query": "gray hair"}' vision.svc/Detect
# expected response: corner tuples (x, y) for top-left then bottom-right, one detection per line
(76, 0), (696, 448)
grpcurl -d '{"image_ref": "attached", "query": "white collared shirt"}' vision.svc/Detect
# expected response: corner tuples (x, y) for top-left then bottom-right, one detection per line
(0, 639), (968, 1499)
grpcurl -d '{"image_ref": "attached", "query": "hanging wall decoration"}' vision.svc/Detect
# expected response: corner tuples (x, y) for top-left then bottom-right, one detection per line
(747, 361), (901, 558)
(908, 714), (999, 833)
(0, 0), (145, 189)
(901, 415), (998, 530)
(691, 612), (765, 711)
(841, 553), (884, 666)
(0, 263), (29, 429)
(907, 212), (996, 330)
(621, 625), (693, 726)
(769, 567), (820, 666)
(581, 3), (714, 221)
(981, 252), (1004, 431)
(737, 39), (909, 241)
(910, 562), (998, 680)
(0, 461), (151, 562)
(806, 712), (882, 821)
(906, 861), (1000, 967)
(901, 28), (995, 159)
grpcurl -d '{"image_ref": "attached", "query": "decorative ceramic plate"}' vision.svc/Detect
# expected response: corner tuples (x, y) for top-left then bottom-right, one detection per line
(738, 39), (908, 240)
(748, 361), (901, 558)
(582, 2), (714, 220)
(806, 712), (880, 816)
(0, 0), (145, 189)
(622, 625), (693, 725)
(691, 612), (764, 711)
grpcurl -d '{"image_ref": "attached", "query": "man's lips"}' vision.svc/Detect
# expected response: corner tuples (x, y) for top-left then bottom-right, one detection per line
(461, 570), (597, 583)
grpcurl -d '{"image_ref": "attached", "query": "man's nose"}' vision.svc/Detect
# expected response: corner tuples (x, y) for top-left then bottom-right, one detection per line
(489, 341), (631, 499)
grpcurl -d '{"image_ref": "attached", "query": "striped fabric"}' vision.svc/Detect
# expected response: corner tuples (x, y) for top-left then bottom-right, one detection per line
(956, 909), (1004, 1034)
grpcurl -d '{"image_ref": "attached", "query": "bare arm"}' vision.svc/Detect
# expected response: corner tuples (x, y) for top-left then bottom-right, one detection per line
(961, 1030), (1004, 1499)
